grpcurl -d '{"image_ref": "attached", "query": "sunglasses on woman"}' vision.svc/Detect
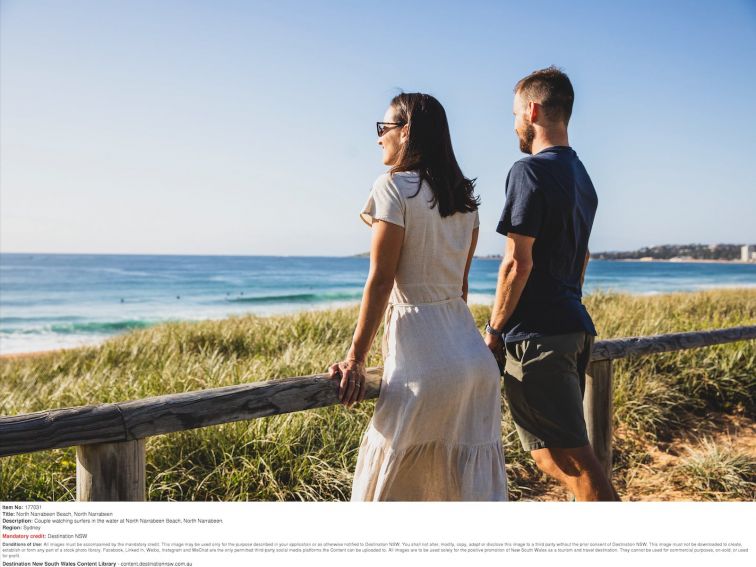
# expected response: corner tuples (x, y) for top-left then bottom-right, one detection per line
(376, 121), (405, 137)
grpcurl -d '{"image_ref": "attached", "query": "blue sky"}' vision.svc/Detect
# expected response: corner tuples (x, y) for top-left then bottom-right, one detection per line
(1, 0), (755, 256)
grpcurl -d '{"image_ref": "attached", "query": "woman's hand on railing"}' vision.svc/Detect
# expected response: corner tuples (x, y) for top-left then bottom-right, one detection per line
(328, 359), (367, 409)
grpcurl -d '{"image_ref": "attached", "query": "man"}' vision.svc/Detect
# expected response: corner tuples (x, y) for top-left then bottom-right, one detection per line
(485, 66), (618, 501)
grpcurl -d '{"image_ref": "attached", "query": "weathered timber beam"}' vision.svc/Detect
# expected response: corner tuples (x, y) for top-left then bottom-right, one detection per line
(0, 404), (125, 456)
(584, 360), (613, 479)
(0, 368), (382, 457)
(77, 439), (145, 501)
(119, 368), (382, 439)
(590, 325), (756, 361)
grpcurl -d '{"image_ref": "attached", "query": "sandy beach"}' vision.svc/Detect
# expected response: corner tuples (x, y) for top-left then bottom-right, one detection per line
(0, 348), (76, 361)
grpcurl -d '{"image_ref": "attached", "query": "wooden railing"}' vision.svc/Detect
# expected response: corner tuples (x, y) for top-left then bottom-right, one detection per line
(2, 325), (755, 501)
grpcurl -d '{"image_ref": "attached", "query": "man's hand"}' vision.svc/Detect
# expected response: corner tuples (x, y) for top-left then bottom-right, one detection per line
(484, 332), (505, 373)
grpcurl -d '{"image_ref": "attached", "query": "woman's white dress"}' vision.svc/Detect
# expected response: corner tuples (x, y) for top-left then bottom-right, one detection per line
(351, 171), (508, 501)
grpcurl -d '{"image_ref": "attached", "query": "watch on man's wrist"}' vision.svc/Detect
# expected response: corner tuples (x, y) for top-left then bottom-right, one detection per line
(485, 321), (503, 338)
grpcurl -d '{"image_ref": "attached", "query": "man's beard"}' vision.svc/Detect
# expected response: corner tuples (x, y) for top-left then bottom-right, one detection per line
(518, 120), (535, 154)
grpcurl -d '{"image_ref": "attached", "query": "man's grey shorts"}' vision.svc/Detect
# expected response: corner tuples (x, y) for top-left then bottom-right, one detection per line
(503, 332), (593, 451)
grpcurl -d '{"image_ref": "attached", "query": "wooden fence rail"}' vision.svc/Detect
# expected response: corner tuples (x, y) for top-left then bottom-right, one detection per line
(2, 325), (755, 501)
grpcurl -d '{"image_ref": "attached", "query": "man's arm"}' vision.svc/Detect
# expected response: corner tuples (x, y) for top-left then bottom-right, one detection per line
(485, 233), (534, 351)
(580, 250), (590, 289)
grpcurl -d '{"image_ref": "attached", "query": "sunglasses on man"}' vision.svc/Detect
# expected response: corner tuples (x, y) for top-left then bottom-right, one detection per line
(376, 121), (406, 137)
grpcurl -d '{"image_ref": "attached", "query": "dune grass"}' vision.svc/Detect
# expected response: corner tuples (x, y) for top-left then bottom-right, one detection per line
(1, 289), (754, 501)
(672, 439), (755, 501)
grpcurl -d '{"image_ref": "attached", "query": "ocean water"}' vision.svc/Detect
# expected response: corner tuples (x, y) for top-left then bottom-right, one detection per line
(1, 253), (755, 355)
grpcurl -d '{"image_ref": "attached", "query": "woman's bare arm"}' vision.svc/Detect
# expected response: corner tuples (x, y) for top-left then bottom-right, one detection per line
(330, 219), (404, 407)
(462, 227), (479, 303)
(347, 219), (404, 361)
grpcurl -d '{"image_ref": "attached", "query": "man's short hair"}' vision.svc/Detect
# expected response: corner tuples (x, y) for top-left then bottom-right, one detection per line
(514, 66), (574, 125)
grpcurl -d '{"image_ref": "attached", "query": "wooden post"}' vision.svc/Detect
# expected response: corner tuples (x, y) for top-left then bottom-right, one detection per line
(584, 360), (613, 480)
(76, 439), (146, 501)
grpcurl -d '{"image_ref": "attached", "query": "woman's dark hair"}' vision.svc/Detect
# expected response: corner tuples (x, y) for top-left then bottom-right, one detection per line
(389, 92), (479, 217)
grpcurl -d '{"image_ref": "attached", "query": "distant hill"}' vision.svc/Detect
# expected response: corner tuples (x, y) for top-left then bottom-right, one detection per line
(356, 243), (748, 261)
(593, 244), (744, 261)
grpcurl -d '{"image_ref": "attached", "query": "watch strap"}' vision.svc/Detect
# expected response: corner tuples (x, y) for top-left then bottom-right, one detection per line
(485, 321), (503, 338)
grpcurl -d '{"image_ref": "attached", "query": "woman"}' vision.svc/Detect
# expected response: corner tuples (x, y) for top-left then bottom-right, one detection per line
(328, 93), (507, 501)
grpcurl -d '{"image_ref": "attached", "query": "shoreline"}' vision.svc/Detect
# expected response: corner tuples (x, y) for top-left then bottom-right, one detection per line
(0, 347), (82, 361)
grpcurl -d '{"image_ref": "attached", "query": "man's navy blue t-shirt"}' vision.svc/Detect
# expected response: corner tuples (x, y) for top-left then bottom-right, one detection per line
(496, 146), (598, 342)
